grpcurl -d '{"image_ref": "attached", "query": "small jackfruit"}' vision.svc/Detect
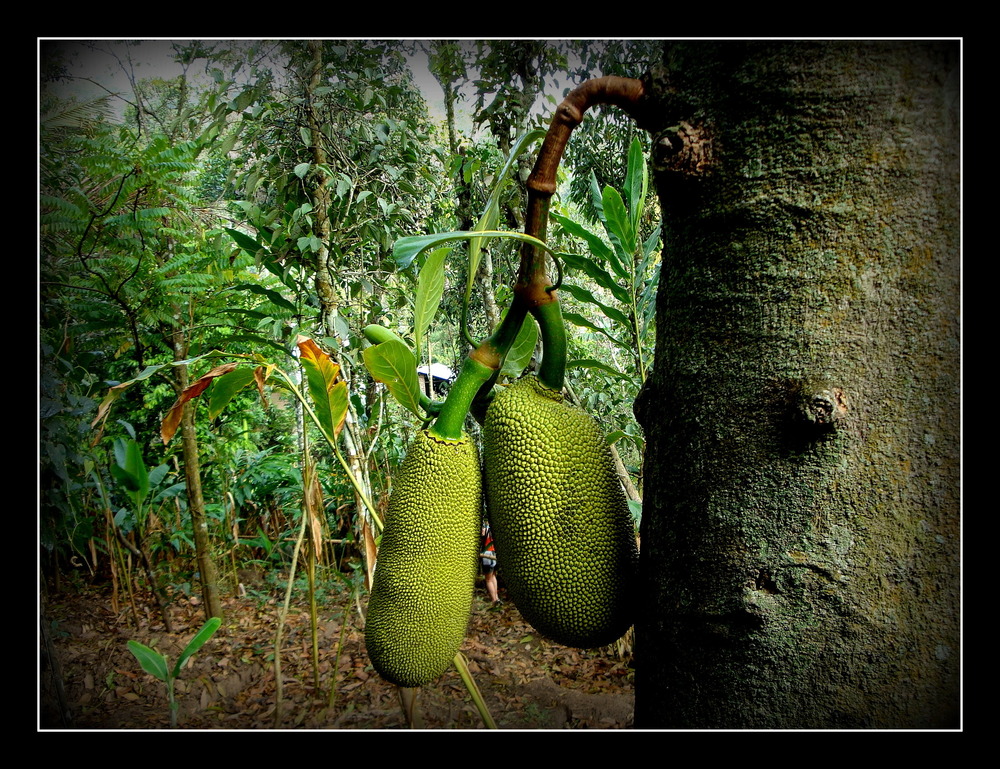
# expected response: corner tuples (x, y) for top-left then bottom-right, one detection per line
(364, 429), (482, 687)
(482, 375), (638, 648)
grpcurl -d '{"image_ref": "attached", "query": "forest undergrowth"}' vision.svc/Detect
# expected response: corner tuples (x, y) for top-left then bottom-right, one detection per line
(40, 573), (634, 730)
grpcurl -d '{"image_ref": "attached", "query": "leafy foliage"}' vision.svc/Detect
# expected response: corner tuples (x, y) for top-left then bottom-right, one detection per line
(550, 138), (660, 478)
(39, 39), (661, 617)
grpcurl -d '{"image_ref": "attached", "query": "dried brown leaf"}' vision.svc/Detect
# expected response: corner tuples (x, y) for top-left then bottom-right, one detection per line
(160, 363), (238, 443)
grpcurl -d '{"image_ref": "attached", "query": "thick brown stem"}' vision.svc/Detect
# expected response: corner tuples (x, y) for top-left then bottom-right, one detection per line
(518, 76), (647, 289)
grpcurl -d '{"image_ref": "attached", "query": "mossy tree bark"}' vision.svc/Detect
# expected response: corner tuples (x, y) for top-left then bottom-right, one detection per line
(635, 41), (959, 728)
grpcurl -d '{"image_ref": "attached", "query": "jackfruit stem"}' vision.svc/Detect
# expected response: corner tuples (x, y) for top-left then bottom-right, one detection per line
(443, 78), (647, 427)
(429, 356), (495, 441)
(532, 300), (567, 391)
(510, 78), (645, 393)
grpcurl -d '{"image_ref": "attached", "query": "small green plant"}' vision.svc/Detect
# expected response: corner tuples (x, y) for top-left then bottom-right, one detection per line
(126, 617), (222, 728)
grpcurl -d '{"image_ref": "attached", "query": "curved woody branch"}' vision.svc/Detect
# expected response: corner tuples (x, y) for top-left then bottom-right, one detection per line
(452, 77), (649, 412)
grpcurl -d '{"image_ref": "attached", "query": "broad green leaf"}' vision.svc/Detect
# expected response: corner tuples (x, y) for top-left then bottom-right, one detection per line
(625, 137), (647, 235)
(466, 197), (501, 308)
(225, 227), (263, 256)
(363, 324), (412, 349)
(500, 313), (538, 378)
(560, 283), (632, 328)
(173, 618), (222, 678)
(153, 481), (187, 503)
(127, 640), (170, 683)
(115, 439), (149, 507)
(602, 185), (635, 262)
(567, 358), (633, 382)
(109, 462), (141, 493)
(394, 231), (550, 272)
(562, 311), (626, 348)
(208, 367), (257, 420)
(362, 340), (423, 419)
(147, 463), (170, 489)
(230, 283), (297, 313)
(550, 211), (616, 267)
(298, 338), (349, 439)
(557, 252), (631, 305)
(293, 162), (310, 179)
(112, 436), (129, 469)
(589, 171), (605, 221)
(413, 248), (449, 355)
(606, 429), (627, 445)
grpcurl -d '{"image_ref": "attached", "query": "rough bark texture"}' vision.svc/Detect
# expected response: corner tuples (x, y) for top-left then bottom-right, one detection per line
(304, 40), (339, 335)
(635, 41), (959, 729)
(173, 333), (224, 621)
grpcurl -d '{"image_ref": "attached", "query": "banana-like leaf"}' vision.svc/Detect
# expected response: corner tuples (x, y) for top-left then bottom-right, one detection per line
(127, 641), (169, 683)
(297, 338), (349, 439)
(113, 438), (149, 508)
(208, 367), (257, 420)
(148, 464), (170, 489)
(109, 462), (141, 493)
(173, 618), (222, 678)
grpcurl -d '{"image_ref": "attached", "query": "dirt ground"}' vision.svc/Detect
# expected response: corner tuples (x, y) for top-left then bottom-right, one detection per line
(39, 575), (635, 730)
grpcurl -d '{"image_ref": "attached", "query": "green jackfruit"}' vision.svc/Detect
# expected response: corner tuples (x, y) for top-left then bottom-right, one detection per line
(482, 375), (638, 648)
(364, 429), (482, 687)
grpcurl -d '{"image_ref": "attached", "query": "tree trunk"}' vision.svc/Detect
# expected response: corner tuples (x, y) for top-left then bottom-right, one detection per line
(304, 40), (339, 335)
(635, 41), (959, 729)
(173, 326), (224, 620)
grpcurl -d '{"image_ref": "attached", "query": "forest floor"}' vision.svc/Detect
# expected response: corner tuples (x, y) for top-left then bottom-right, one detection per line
(39, 572), (635, 731)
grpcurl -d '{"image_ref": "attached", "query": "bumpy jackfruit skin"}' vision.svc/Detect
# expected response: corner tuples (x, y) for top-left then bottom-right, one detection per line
(364, 429), (482, 687)
(483, 375), (638, 648)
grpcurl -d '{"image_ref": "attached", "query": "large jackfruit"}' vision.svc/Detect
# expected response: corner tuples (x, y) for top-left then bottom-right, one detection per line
(482, 375), (638, 648)
(365, 429), (482, 687)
